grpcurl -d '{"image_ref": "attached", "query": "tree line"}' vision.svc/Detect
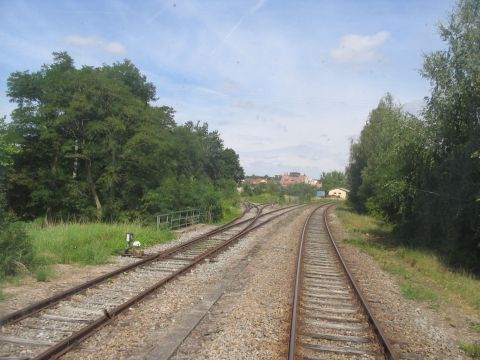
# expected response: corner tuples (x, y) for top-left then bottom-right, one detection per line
(347, 0), (480, 273)
(2, 52), (244, 222)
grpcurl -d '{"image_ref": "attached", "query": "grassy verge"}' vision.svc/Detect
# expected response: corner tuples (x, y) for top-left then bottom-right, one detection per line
(218, 198), (242, 224)
(460, 342), (480, 359)
(1, 221), (175, 287)
(242, 193), (287, 204)
(336, 203), (480, 311)
(28, 222), (175, 268)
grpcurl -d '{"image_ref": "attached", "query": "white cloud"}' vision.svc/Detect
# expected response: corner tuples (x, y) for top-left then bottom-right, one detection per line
(64, 35), (127, 55)
(331, 31), (390, 63)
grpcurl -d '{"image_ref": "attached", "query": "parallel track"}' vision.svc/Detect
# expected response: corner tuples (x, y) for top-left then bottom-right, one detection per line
(0, 203), (302, 360)
(288, 204), (396, 359)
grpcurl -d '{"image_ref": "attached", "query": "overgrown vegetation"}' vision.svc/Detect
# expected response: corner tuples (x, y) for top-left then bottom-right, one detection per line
(346, 0), (480, 273)
(242, 181), (317, 203)
(337, 204), (480, 311)
(0, 220), (33, 280)
(0, 117), (35, 281)
(0, 221), (175, 284)
(460, 342), (480, 359)
(28, 222), (175, 267)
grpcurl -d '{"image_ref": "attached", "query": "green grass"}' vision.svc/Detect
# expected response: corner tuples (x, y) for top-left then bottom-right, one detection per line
(399, 282), (438, 302)
(27, 222), (175, 267)
(336, 203), (480, 311)
(218, 199), (242, 223)
(34, 266), (54, 282)
(472, 322), (480, 333)
(460, 342), (480, 359)
(0, 289), (5, 300)
(243, 193), (287, 204)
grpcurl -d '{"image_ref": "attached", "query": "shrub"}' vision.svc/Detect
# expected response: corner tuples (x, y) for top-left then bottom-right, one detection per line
(0, 219), (33, 279)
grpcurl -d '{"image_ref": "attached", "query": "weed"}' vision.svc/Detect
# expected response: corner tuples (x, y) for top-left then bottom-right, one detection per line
(0, 289), (5, 300)
(34, 266), (52, 282)
(0, 221), (33, 280)
(471, 322), (480, 333)
(383, 263), (410, 279)
(344, 238), (366, 248)
(460, 341), (480, 359)
(400, 282), (438, 302)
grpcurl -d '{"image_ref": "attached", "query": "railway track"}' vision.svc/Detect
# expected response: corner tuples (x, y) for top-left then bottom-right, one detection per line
(0, 203), (302, 360)
(288, 204), (396, 359)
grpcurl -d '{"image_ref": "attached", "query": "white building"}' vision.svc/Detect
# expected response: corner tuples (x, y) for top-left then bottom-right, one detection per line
(328, 188), (350, 199)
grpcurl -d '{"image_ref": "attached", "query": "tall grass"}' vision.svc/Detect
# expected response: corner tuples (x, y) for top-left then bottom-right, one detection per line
(336, 204), (480, 311)
(28, 222), (176, 266)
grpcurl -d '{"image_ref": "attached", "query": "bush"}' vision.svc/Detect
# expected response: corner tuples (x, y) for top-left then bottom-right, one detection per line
(0, 220), (33, 279)
(141, 176), (225, 222)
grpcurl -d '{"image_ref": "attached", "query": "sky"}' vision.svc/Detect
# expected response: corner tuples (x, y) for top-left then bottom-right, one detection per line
(0, 0), (457, 178)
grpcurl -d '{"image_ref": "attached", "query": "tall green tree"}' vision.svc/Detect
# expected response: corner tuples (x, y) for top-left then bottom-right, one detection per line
(347, 0), (480, 272)
(5, 52), (244, 222)
(419, 0), (480, 268)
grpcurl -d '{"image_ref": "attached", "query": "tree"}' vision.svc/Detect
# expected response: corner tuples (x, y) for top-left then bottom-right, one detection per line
(5, 52), (244, 222)
(319, 171), (347, 193)
(419, 0), (480, 269)
(346, 0), (480, 272)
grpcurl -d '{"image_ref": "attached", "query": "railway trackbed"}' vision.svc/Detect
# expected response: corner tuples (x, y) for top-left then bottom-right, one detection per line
(0, 203), (303, 360)
(288, 204), (396, 359)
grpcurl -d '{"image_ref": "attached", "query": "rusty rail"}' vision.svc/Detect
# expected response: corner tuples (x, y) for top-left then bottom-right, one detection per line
(0, 204), (260, 327)
(288, 204), (397, 359)
(323, 205), (396, 359)
(0, 203), (303, 359)
(32, 204), (303, 360)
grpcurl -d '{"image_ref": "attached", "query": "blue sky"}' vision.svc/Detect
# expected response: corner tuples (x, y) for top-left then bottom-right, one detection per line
(0, 0), (456, 178)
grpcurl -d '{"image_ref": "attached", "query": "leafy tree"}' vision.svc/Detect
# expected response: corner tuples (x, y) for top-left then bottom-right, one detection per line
(346, 0), (480, 272)
(0, 117), (33, 278)
(319, 171), (347, 193)
(5, 53), (243, 222)
(285, 183), (315, 202)
(419, 0), (480, 269)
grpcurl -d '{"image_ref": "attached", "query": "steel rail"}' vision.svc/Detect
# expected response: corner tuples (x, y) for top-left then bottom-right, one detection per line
(323, 205), (396, 359)
(31, 204), (304, 360)
(288, 204), (324, 360)
(288, 204), (397, 360)
(0, 205), (264, 327)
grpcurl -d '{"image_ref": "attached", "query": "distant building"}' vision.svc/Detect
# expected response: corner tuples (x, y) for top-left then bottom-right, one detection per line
(328, 188), (350, 199)
(279, 172), (321, 188)
(280, 172), (307, 187)
(244, 176), (268, 185)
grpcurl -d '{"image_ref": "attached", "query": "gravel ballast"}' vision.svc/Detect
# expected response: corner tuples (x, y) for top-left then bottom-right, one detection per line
(61, 205), (312, 359)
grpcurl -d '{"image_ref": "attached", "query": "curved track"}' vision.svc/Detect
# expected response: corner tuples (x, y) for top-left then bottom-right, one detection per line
(0, 203), (302, 360)
(288, 204), (396, 359)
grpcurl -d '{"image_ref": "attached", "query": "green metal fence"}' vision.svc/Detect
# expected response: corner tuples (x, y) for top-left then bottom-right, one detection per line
(156, 209), (201, 230)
